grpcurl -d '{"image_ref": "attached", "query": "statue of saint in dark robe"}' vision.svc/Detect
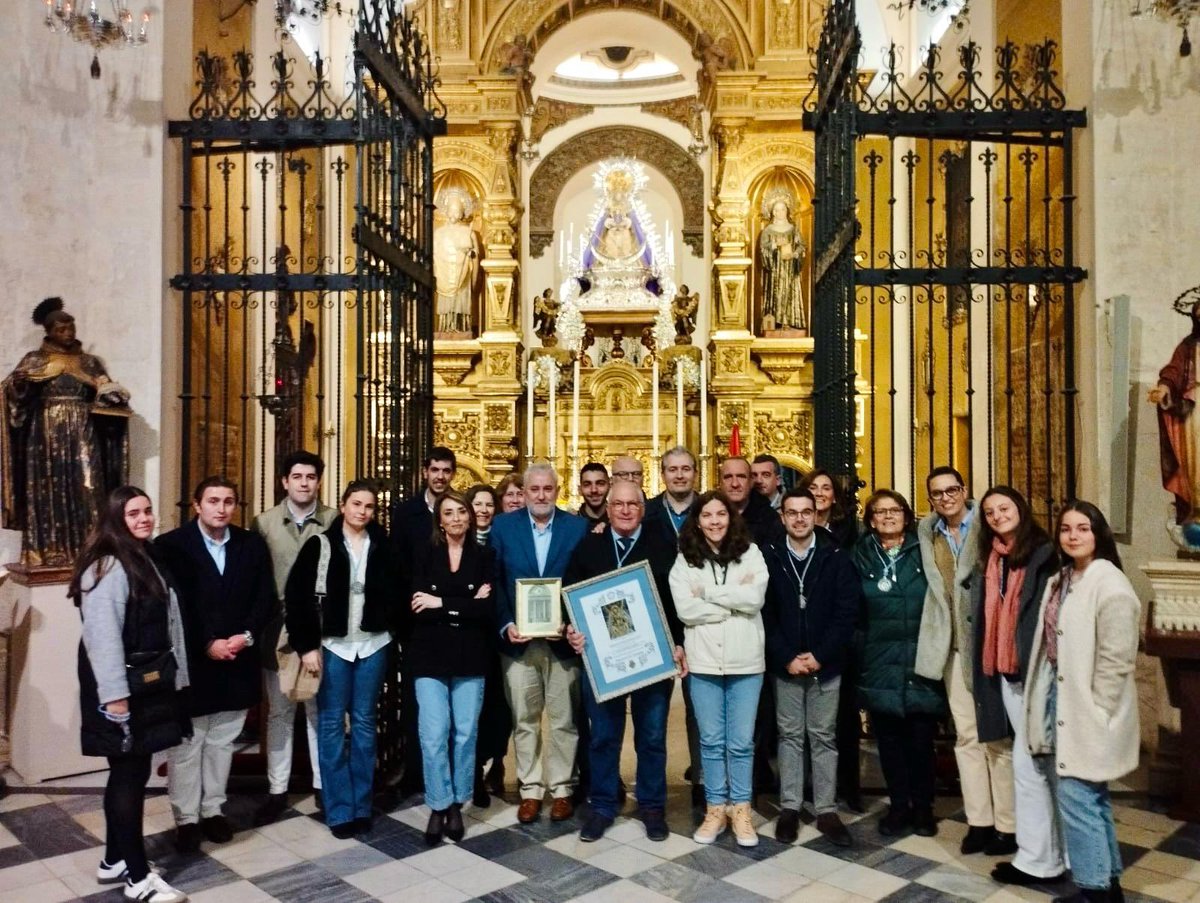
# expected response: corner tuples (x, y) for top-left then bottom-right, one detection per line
(1, 298), (129, 569)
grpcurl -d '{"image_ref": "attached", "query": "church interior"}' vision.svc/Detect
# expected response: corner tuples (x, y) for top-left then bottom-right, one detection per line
(4, 1), (1200, 901)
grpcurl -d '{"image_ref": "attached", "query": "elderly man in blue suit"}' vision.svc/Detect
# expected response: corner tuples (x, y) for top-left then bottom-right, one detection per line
(492, 461), (589, 824)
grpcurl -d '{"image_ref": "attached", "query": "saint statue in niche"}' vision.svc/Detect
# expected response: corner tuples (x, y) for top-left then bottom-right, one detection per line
(1, 297), (130, 570)
(433, 187), (481, 335)
(532, 288), (560, 346)
(672, 284), (699, 344)
(759, 187), (808, 333)
(1150, 292), (1200, 546)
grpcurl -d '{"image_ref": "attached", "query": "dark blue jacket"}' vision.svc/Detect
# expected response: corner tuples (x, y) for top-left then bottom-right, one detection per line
(762, 531), (860, 682)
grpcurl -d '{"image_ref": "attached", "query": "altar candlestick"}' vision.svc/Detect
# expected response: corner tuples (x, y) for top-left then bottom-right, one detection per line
(676, 359), (685, 447)
(652, 357), (660, 494)
(699, 350), (708, 453)
(549, 363), (557, 462)
(526, 358), (535, 454)
(571, 356), (581, 464)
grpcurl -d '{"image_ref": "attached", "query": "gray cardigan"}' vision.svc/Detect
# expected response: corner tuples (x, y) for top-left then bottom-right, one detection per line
(80, 558), (190, 705)
(913, 504), (981, 687)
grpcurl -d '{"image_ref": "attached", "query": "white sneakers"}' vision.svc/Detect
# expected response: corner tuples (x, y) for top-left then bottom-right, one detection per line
(693, 804), (728, 844)
(123, 872), (188, 902)
(97, 859), (161, 884)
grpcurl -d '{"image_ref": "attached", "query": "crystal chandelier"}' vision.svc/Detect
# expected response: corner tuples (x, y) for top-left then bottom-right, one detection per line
(43, 1), (150, 79)
(1131, 0), (1200, 55)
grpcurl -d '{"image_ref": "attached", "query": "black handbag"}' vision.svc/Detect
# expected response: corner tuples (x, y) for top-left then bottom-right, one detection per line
(125, 649), (177, 697)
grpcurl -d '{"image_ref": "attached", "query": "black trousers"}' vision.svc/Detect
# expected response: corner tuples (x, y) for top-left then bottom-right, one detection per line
(871, 711), (938, 812)
(104, 755), (153, 882)
(476, 651), (513, 772)
(836, 654), (862, 801)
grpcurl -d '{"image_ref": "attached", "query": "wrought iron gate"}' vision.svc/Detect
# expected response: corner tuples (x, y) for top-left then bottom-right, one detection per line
(805, 1), (1087, 523)
(168, 2), (444, 777)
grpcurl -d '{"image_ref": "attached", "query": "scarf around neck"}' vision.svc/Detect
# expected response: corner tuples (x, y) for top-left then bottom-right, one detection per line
(982, 535), (1026, 677)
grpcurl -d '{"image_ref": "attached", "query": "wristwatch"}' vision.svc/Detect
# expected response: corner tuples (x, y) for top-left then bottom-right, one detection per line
(243, 630), (255, 648)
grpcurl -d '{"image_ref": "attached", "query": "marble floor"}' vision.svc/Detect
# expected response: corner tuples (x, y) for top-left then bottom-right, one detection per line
(1, 680), (1197, 903)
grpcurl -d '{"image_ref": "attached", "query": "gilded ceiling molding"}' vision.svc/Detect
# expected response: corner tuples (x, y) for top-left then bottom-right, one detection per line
(733, 136), (817, 192)
(639, 96), (698, 130)
(480, 0), (752, 79)
(527, 126), (705, 258)
(529, 97), (594, 144)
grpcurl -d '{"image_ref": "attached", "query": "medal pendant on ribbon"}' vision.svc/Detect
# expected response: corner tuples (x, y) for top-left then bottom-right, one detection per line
(877, 577), (893, 592)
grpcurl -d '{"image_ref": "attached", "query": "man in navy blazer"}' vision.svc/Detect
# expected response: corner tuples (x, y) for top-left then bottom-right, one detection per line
(155, 477), (274, 853)
(564, 480), (685, 843)
(490, 462), (588, 824)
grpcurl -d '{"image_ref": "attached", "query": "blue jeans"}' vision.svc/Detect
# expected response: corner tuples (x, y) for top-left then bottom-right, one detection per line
(583, 678), (672, 819)
(1049, 674), (1121, 890)
(415, 676), (486, 812)
(316, 646), (389, 828)
(687, 673), (763, 805)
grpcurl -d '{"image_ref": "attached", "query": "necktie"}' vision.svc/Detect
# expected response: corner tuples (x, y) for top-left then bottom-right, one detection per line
(617, 536), (634, 560)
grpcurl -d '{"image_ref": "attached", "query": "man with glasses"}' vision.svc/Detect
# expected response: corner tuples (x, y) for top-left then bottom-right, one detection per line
(762, 488), (860, 846)
(564, 481), (685, 842)
(610, 455), (645, 488)
(913, 466), (1016, 856)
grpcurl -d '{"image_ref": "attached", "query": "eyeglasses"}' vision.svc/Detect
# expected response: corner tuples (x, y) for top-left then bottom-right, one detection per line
(608, 500), (642, 510)
(872, 507), (905, 517)
(782, 509), (815, 519)
(613, 471), (643, 480)
(929, 486), (964, 501)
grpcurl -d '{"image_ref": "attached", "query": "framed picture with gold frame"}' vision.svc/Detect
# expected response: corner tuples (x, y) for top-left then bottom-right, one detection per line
(515, 577), (563, 638)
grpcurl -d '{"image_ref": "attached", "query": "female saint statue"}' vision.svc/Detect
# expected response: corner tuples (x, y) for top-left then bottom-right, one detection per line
(433, 188), (481, 334)
(1, 298), (130, 569)
(759, 189), (808, 332)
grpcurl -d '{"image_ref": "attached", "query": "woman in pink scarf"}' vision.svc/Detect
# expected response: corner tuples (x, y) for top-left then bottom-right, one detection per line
(966, 487), (1063, 889)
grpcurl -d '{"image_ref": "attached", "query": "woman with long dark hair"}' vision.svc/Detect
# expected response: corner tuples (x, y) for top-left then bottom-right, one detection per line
(407, 491), (495, 844)
(466, 483), (499, 545)
(286, 480), (399, 839)
(670, 490), (769, 848)
(806, 468), (858, 549)
(1025, 502), (1139, 903)
(853, 489), (947, 838)
(969, 487), (1063, 884)
(71, 486), (190, 903)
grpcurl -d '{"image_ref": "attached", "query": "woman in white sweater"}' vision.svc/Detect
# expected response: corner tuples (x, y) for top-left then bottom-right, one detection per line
(670, 490), (769, 848)
(1024, 501), (1140, 903)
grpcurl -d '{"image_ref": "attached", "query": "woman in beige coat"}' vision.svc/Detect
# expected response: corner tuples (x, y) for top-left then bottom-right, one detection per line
(1024, 501), (1140, 903)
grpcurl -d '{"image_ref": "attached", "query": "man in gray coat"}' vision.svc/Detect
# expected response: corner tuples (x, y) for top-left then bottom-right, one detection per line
(913, 466), (1015, 856)
(251, 451), (337, 826)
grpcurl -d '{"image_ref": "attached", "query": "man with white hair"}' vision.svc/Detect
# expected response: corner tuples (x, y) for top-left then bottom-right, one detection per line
(491, 462), (589, 823)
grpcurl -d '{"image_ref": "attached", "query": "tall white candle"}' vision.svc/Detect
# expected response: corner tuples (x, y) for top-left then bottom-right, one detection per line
(526, 358), (535, 455)
(651, 357), (660, 494)
(549, 363), (557, 462)
(676, 359), (685, 447)
(571, 356), (581, 462)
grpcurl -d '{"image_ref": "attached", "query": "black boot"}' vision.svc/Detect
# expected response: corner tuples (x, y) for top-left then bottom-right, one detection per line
(473, 768), (491, 808)
(425, 809), (446, 846)
(445, 804), (465, 842)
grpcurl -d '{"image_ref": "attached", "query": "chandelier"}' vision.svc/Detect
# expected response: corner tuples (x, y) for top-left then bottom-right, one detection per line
(1131, 0), (1200, 55)
(43, 1), (150, 79)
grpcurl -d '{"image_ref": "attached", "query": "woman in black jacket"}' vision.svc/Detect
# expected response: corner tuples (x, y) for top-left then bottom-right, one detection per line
(285, 480), (398, 839)
(71, 487), (189, 903)
(407, 490), (495, 844)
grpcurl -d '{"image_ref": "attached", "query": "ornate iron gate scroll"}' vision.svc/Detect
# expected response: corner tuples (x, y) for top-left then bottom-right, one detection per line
(169, 1), (444, 778)
(805, 3), (1087, 523)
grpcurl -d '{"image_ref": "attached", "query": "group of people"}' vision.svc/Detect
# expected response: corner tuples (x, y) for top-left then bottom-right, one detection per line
(70, 445), (1139, 903)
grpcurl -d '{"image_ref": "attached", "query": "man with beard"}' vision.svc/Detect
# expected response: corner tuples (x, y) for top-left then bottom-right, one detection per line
(1151, 299), (1200, 525)
(577, 463), (610, 522)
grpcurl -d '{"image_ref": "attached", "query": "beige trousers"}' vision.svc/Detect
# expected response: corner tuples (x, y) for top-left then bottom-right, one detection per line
(947, 652), (1016, 832)
(168, 708), (248, 824)
(501, 640), (580, 800)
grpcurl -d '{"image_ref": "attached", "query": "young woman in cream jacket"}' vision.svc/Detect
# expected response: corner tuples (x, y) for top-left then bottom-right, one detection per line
(670, 490), (769, 848)
(1023, 501), (1140, 903)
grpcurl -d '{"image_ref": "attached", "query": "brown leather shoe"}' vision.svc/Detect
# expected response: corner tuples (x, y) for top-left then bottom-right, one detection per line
(517, 798), (543, 824)
(549, 796), (574, 821)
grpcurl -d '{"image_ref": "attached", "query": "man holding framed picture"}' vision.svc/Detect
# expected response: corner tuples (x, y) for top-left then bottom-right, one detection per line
(492, 462), (589, 824)
(563, 480), (686, 843)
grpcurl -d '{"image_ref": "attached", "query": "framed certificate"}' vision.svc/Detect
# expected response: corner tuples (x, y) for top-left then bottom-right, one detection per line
(563, 560), (679, 703)
(515, 577), (563, 638)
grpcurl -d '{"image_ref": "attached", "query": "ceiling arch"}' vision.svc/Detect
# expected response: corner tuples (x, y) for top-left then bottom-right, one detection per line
(482, 0), (751, 79)
(527, 126), (705, 259)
